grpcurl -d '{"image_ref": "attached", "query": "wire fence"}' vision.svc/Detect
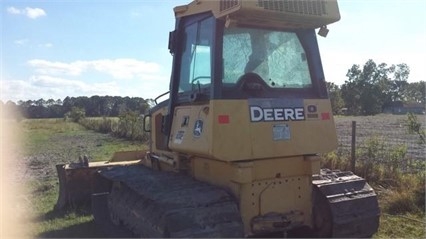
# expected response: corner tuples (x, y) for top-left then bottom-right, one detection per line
(334, 115), (426, 172)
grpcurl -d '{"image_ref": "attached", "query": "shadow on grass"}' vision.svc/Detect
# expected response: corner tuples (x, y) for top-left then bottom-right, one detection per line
(32, 205), (92, 222)
(37, 220), (105, 238)
(33, 205), (106, 238)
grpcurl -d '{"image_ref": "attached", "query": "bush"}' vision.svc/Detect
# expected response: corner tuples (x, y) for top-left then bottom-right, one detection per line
(321, 151), (350, 171)
(64, 107), (85, 122)
(321, 138), (425, 215)
(383, 174), (425, 215)
(406, 112), (426, 144)
(356, 136), (386, 181)
(78, 111), (148, 142)
(116, 111), (137, 138)
(413, 183), (425, 212)
(385, 191), (419, 214)
(79, 117), (117, 134)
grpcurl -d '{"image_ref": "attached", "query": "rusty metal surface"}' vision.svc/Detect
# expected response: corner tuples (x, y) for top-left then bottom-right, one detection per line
(313, 169), (380, 238)
(55, 158), (142, 210)
(55, 163), (99, 209)
(94, 164), (244, 238)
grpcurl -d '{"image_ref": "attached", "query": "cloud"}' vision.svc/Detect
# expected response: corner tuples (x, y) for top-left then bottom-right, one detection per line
(30, 75), (120, 95)
(1, 74), (169, 102)
(14, 40), (53, 48)
(14, 39), (29, 46)
(1, 76), (121, 102)
(28, 59), (86, 76)
(90, 59), (161, 79)
(6, 7), (46, 19)
(25, 7), (46, 19)
(3, 58), (168, 102)
(28, 58), (161, 80)
(30, 75), (86, 88)
(38, 43), (53, 48)
(7, 7), (20, 15)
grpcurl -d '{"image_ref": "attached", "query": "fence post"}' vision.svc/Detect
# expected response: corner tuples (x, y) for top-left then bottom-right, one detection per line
(351, 121), (356, 172)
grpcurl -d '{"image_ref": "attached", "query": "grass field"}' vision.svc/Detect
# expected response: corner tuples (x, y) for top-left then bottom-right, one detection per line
(335, 114), (425, 164)
(1, 118), (146, 238)
(1, 116), (424, 238)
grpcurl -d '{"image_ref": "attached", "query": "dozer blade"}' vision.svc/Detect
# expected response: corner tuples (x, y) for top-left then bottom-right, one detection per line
(55, 150), (145, 210)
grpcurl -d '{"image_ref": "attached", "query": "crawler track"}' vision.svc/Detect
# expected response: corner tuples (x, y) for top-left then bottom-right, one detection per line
(313, 169), (380, 238)
(92, 164), (244, 238)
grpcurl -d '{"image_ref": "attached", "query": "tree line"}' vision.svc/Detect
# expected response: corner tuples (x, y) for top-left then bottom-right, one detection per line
(1, 96), (152, 119)
(1, 59), (425, 119)
(327, 59), (425, 115)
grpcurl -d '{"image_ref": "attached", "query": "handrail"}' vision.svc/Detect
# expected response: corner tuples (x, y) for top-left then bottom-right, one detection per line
(154, 91), (170, 105)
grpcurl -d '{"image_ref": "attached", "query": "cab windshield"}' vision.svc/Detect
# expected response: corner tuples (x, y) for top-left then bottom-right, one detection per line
(222, 27), (312, 89)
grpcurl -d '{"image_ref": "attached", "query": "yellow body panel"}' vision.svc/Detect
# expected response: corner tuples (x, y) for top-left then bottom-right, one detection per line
(169, 105), (212, 156)
(174, 0), (340, 29)
(190, 155), (319, 235)
(149, 105), (169, 153)
(164, 98), (335, 235)
(169, 99), (337, 161)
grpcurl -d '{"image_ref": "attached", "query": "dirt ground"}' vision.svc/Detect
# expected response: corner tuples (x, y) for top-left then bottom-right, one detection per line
(23, 132), (115, 182)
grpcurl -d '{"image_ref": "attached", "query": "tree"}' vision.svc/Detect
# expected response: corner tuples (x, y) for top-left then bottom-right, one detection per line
(326, 82), (344, 114)
(19, 98), (48, 118)
(341, 64), (364, 115)
(377, 63), (410, 103)
(111, 97), (126, 116)
(99, 96), (114, 116)
(47, 99), (64, 118)
(404, 81), (425, 104)
(341, 59), (410, 115)
(391, 63), (410, 101)
(87, 95), (101, 117)
(5, 95), (151, 119)
(62, 96), (74, 113)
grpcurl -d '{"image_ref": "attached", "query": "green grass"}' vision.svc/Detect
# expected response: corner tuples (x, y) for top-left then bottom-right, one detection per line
(88, 136), (147, 161)
(19, 118), (425, 238)
(20, 119), (85, 154)
(375, 213), (426, 238)
(20, 118), (146, 238)
(21, 118), (146, 160)
(322, 148), (425, 238)
(29, 180), (104, 238)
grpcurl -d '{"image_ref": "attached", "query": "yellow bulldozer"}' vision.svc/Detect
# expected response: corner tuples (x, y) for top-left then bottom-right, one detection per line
(55, 0), (380, 237)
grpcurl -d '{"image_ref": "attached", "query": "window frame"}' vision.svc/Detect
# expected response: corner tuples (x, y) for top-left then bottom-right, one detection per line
(173, 13), (216, 104)
(215, 23), (329, 100)
(170, 13), (329, 104)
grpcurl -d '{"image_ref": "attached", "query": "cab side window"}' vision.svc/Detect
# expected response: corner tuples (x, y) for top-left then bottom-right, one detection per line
(178, 17), (214, 93)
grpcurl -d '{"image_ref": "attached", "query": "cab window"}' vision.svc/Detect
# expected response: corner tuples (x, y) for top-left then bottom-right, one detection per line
(178, 17), (214, 93)
(222, 27), (312, 89)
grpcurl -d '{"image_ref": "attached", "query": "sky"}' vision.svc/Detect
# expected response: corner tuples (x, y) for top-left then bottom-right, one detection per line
(1, 0), (425, 103)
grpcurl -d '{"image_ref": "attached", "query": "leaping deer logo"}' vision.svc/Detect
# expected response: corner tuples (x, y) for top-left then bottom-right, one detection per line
(193, 120), (203, 137)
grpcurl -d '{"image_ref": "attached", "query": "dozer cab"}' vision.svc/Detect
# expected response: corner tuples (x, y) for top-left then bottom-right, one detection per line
(56, 0), (380, 237)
